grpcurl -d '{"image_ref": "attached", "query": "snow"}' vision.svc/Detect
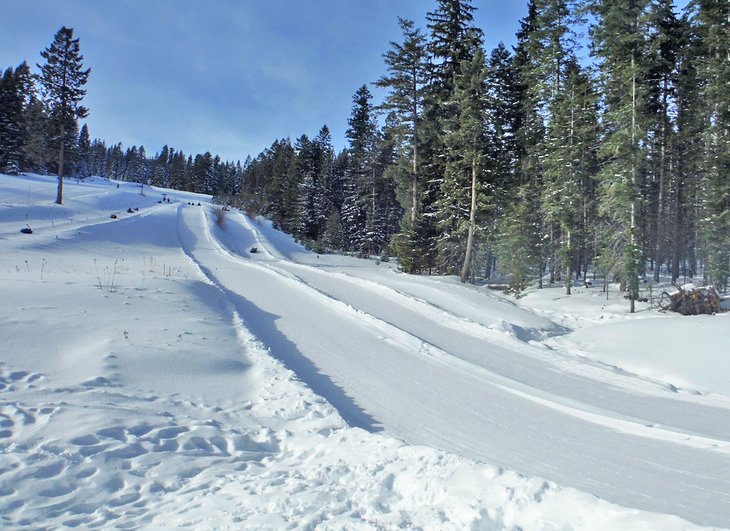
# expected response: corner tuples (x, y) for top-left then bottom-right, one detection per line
(518, 285), (730, 396)
(1, 173), (728, 530)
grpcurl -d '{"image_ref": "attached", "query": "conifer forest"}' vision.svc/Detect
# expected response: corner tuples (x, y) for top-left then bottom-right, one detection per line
(1, 0), (728, 308)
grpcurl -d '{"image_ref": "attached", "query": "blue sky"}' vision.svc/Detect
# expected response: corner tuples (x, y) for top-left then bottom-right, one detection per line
(2, 1), (529, 162)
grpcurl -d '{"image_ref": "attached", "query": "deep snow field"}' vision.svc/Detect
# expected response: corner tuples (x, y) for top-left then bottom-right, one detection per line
(1, 173), (729, 530)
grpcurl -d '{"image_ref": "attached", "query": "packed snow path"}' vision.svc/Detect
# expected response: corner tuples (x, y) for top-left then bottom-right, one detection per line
(177, 204), (730, 527)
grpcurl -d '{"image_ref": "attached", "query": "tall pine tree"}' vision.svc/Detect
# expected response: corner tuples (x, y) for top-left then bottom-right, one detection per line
(590, 0), (649, 312)
(37, 27), (90, 204)
(375, 18), (429, 224)
(0, 64), (26, 174)
(643, 0), (682, 282)
(436, 48), (491, 282)
(692, 0), (730, 290)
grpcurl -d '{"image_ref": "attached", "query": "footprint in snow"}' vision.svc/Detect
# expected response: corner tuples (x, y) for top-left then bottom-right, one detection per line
(0, 366), (44, 392)
(70, 434), (99, 446)
(97, 427), (127, 442)
(32, 461), (65, 479)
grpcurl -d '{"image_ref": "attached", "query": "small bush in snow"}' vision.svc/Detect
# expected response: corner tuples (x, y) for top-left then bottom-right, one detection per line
(214, 207), (226, 229)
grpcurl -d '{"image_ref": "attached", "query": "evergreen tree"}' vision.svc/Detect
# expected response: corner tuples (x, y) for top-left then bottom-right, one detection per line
(295, 134), (321, 241)
(406, 0), (484, 273)
(341, 172), (365, 252)
(152, 145), (171, 187)
(512, 0), (543, 182)
(76, 123), (91, 177)
(541, 58), (599, 294)
(533, 0), (578, 105)
(344, 85), (379, 255)
(88, 138), (107, 177)
(274, 144), (299, 230)
(375, 18), (429, 223)
(375, 119), (405, 251)
(322, 209), (346, 250)
(0, 65), (25, 174)
(22, 98), (52, 174)
(184, 154), (194, 191)
(313, 125), (336, 238)
(691, 0), (730, 290)
(329, 150), (349, 217)
(191, 152), (213, 193)
(435, 48), (491, 282)
(532, 0), (582, 289)
(485, 43), (520, 200)
(233, 160), (245, 196)
(495, 185), (543, 292)
(672, 8), (703, 282)
(426, 0), (484, 100)
(12, 62), (51, 174)
(498, 0), (548, 289)
(262, 139), (296, 229)
(123, 146), (139, 181)
(168, 149), (187, 190)
(590, 0), (649, 312)
(36, 26), (90, 204)
(203, 154), (220, 194)
(643, 0), (682, 281)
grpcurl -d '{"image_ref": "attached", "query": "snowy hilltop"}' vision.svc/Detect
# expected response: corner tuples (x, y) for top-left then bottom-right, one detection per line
(1, 173), (728, 530)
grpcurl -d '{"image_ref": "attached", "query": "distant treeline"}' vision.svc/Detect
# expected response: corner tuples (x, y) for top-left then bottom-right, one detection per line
(1, 0), (728, 305)
(0, 58), (245, 198)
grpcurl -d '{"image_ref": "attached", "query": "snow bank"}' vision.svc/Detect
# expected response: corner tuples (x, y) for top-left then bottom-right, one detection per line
(519, 284), (730, 396)
(554, 314), (730, 396)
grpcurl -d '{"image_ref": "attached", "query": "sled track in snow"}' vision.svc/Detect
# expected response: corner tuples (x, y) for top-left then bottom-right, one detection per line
(177, 204), (730, 527)
(228, 210), (730, 442)
(228, 211), (730, 447)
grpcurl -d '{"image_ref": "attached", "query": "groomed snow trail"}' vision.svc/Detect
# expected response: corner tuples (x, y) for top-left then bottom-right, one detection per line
(176, 205), (730, 527)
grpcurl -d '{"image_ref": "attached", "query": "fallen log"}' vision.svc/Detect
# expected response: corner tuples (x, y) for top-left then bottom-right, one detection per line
(660, 284), (723, 315)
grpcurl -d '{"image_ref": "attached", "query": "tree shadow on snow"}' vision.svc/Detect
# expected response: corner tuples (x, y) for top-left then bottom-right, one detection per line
(224, 289), (382, 433)
(184, 280), (252, 373)
(177, 212), (381, 432)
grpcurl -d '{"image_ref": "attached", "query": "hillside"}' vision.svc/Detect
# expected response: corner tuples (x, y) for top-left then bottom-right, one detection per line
(1, 173), (728, 529)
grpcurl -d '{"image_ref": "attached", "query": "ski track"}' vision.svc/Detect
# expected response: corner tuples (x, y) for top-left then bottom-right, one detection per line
(174, 205), (730, 527)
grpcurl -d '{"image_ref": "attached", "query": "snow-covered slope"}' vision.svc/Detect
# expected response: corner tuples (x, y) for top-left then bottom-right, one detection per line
(1, 173), (727, 529)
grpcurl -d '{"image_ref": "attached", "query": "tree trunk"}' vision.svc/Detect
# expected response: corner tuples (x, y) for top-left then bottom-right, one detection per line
(565, 229), (572, 295)
(654, 80), (669, 282)
(460, 157), (478, 283)
(56, 121), (65, 205)
(411, 96), (419, 223)
(670, 156), (681, 283)
(629, 57), (638, 314)
(549, 224), (555, 285)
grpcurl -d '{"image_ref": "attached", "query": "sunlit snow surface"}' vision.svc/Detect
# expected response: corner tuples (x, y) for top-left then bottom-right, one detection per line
(1, 174), (728, 529)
